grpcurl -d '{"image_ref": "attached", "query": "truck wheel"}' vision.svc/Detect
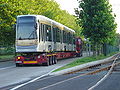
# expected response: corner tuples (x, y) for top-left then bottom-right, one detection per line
(16, 63), (22, 67)
(54, 56), (57, 64)
(80, 53), (83, 57)
(49, 56), (53, 65)
(76, 53), (81, 57)
(52, 56), (55, 65)
(46, 58), (50, 66)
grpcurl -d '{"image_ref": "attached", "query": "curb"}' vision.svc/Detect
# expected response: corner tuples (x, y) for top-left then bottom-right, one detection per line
(49, 54), (118, 75)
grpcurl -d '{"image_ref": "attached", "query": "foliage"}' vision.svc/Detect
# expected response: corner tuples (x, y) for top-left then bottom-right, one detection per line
(75, 0), (117, 45)
(0, 1), (15, 46)
(114, 33), (120, 46)
(0, 0), (82, 47)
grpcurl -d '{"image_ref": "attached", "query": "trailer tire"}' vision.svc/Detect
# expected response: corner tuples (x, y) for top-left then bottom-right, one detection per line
(54, 56), (57, 64)
(16, 63), (22, 67)
(50, 56), (53, 65)
(52, 56), (55, 65)
(45, 57), (50, 66)
(46, 58), (50, 66)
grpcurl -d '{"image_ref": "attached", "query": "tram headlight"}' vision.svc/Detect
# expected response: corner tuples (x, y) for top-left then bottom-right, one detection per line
(17, 56), (21, 60)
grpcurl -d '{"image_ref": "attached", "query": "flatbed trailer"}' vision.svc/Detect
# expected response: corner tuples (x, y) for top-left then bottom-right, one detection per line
(15, 51), (82, 67)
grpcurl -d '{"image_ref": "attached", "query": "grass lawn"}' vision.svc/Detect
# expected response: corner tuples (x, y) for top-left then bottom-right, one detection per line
(53, 52), (119, 72)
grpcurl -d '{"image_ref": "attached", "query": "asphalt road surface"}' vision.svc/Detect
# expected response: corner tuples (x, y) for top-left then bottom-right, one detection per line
(5, 62), (120, 90)
(0, 56), (85, 89)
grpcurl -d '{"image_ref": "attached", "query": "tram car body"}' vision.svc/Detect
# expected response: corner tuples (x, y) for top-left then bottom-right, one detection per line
(16, 15), (75, 53)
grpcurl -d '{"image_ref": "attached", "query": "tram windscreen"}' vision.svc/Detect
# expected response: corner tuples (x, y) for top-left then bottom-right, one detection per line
(17, 16), (37, 40)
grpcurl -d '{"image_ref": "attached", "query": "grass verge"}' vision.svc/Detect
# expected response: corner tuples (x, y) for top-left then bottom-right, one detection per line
(0, 54), (14, 61)
(53, 52), (119, 72)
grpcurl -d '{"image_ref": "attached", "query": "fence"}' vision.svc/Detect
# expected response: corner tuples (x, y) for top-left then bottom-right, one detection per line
(84, 43), (120, 56)
(103, 44), (119, 56)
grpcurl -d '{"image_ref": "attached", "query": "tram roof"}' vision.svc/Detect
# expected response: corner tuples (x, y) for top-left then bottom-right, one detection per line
(17, 15), (75, 33)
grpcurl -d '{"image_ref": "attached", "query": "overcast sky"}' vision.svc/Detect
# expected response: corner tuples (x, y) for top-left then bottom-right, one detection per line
(55, 0), (120, 33)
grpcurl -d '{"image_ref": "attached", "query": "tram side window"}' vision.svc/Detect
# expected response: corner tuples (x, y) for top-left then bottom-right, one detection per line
(73, 35), (75, 45)
(63, 31), (67, 43)
(41, 23), (44, 41)
(65, 32), (68, 43)
(53, 27), (57, 42)
(46, 25), (52, 41)
(68, 32), (70, 44)
(41, 24), (46, 42)
(69, 33), (73, 44)
(63, 31), (66, 43)
(39, 23), (41, 42)
(71, 34), (73, 44)
(56, 28), (60, 42)
(59, 30), (62, 43)
(66, 32), (69, 44)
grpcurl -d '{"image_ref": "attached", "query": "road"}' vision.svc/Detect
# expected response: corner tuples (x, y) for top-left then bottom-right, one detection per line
(4, 57), (120, 90)
(5, 67), (119, 90)
(10, 72), (107, 90)
(93, 64), (120, 90)
(0, 56), (86, 89)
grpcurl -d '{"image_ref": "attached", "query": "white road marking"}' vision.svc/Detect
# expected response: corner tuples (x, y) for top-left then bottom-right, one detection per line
(10, 73), (50, 90)
(88, 55), (119, 90)
(10, 65), (63, 90)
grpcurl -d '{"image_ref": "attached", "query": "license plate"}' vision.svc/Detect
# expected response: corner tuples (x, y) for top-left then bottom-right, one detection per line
(23, 61), (37, 64)
(16, 61), (22, 63)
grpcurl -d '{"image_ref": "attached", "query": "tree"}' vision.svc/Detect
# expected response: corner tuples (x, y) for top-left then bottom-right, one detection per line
(0, 2), (16, 46)
(0, 0), (82, 48)
(75, 0), (117, 55)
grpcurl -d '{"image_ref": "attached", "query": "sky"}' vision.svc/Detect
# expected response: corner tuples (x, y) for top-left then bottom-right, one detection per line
(55, 0), (120, 34)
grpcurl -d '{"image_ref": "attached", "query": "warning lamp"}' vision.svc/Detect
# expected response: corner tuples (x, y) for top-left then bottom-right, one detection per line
(17, 57), (21, 59)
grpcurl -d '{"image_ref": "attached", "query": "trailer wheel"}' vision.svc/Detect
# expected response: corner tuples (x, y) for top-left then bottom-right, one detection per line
(76, 53), (81, 57)
(54, 56), (57, 64)
(46, 58), (50, 66)
(49, 56), (53, 65)
(16, 63), (22, 67)
(52, 56), (55, 65)
(80, 53), (83, 57)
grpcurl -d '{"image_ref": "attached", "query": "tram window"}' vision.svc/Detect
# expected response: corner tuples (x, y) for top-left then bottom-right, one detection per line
(56, 29), (59, 42)
(68, 32), (70, 44)
(73, 35), (75, 45)
(69, 33), (73, 44)
(71, 34), (73, 44)
(41, 24), (44, 41)
(41, 24), (46, 42)
(63, 31), (67, 43)
(66, 32), (68, 44)
(69, 33), (71, 44)
(61, 30), (63, 43)
(39, 23), (41, 42)
(44, 25), (46, 42)
(63, 31), (65, 43)
(53, 27), (56, 42)
(64, 31), (67, 43)
(56, 28), (60, 42)
(46, 25), (52, 41)
(59, 30), (62, 43)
